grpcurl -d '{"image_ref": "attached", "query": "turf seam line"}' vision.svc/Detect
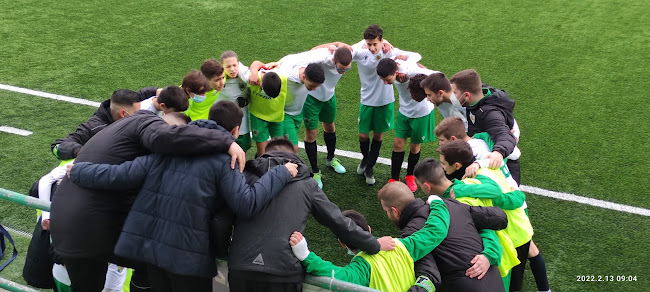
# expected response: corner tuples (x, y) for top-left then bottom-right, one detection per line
(2, 83), (649, 217)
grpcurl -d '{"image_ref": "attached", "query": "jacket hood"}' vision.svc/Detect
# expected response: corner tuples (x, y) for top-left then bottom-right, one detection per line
(95, 99), (115, 124)
(472, 87), (515, 112)
(245, 151), (311, 181)
(398, 198), (428, 230)
(189, 119), (231, 135)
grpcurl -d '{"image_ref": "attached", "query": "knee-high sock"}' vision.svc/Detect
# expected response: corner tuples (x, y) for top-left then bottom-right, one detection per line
(305, 141), (319, 173)
(529, 252), (550, 291)
(324, 132), (336, 161)
(366, 138), (382, 175)
(359, 138), (370, 161)
(391, 151), (405, 180)
(407, 151), (421, 176)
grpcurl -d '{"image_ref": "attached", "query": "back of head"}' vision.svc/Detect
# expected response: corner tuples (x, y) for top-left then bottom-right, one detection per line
(377, 182), (414, 212)
(341, 210), (370, 250)
(208, 100), (243, 132)
(162, 112), (190, 125)
(304, 63), (325, 84)
(220, 50), (238, 62)
(333, 47), (352, 66)
(407, 74), (428, 102)
(261, 72), (282, 98)
(421, 72), (451, 92)
(413, 158), (447, 187)
(182, 70), (210, 95)
(437, 140), (474, 167)
(110, 89), (141, 113)
(265, 137), (295, 153)
(364, 24), (383, 40)
(376, 58), (398, 78)
(450, 69), (482, 95)
(158, 85), (189, 112)
(434, 117), (468, 140)
(200, 59), (224, 79)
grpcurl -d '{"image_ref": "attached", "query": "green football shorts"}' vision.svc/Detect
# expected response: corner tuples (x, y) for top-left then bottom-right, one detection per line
(394, 111), (435, 144)
(283, 112), (303, 145)
(358, 102), (394, 134)
(250, 114), (284, 143)
(236, 132), (252, 152)
(302, 94), (337, 130)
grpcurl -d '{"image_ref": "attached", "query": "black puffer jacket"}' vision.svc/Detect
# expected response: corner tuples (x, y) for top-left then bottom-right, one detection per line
(51, 99), (113, 160)
(399, 198), (507, 292)
(51, 87), (158, 160)
(228, 151), (381, 283)
(50, 111), (235, 260)
(466, 84), (516, 158)
(69, 120), (291, 278)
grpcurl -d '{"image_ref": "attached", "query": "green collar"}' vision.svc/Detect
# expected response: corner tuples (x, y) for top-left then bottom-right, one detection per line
(470, 88), (492, 106)
(442, 179), (462, 198)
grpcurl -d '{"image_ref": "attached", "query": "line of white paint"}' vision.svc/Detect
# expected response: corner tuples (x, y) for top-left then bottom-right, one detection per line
(519, 185), (650, 217)
(299, 147), (650, 217)
(0, 84), (101, 107)
(2, 83), (649, 217)
(0, 126), (33, 136)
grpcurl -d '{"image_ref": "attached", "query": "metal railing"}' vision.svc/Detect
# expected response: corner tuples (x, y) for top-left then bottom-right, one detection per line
(0, 188), (50, 212)
(0, 277), (42, 292)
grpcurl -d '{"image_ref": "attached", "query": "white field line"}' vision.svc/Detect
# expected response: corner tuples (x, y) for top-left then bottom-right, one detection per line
(0, 126), (32, 136)
(0, 84), (101, 107)
(297, 142), (650, 217)
(2, 83), (650, 217)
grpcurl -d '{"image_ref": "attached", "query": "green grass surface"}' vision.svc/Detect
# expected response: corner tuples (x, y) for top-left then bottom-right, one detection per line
(1, 0), (649, 291)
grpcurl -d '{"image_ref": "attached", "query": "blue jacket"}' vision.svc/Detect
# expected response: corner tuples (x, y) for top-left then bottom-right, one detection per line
(70, 120), (291, 278)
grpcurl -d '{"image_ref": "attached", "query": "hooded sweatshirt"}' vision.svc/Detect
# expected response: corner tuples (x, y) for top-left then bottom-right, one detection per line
(228, 151), (381, 283)
(466, 84), (516, 158)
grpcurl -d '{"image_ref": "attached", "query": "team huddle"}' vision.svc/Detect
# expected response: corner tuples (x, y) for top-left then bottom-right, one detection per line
(21, 24), (551, 292)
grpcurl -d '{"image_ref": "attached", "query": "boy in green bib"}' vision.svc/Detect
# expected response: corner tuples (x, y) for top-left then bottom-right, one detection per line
(434, 118), (550, 292)
(182, 70), (213, 121)
(246, 60), (289, 157)
(413, 157), (523, 291)
(290, 198), (450, 292)
(436, 141), (536, 292)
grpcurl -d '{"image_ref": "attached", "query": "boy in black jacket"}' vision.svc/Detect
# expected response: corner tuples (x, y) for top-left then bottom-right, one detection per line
(51, 88), (158, 160)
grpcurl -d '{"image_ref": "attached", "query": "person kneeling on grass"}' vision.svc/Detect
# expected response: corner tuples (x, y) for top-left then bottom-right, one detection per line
(68, 100), (297, 292)
(289, 197), (449, 292)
